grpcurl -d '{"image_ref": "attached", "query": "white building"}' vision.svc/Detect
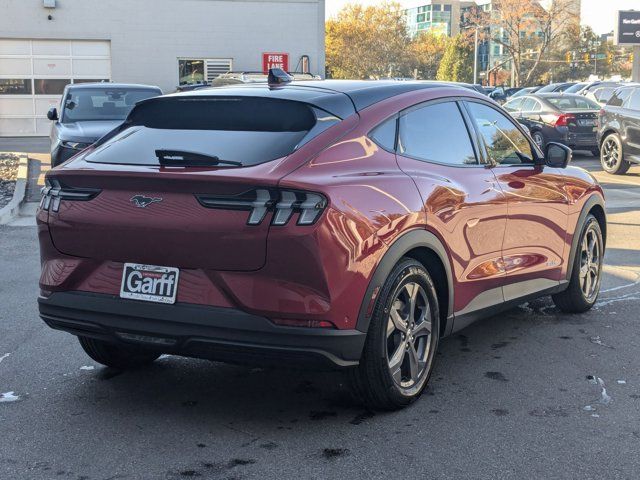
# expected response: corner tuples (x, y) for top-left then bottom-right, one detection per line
(0, 0), (326, 136)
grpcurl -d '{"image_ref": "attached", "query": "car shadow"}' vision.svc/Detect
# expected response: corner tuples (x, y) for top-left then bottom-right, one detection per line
(59, 297), (590, 431)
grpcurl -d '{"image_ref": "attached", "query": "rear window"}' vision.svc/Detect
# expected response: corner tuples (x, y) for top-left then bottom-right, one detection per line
(85, 97), (341, 167)
(545, 96), (600, 110)
(62, 88), (160, 122)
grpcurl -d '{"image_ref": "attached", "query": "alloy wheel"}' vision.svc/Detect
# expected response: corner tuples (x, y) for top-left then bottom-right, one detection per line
(601, 137), (620, 169)
(533, 132), (544, 148)
(579, 225), (601, 302)
(386, 282), (432, 391)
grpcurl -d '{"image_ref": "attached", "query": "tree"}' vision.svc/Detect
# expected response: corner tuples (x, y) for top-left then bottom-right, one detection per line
(436, 35), (473, 83)
(325, 2), (411, 79)
(465, 0), (574, 86)
(409, 32), (449, 80)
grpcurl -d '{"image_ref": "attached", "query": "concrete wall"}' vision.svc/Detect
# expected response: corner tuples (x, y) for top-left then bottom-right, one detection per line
(0, 0), (325, 92)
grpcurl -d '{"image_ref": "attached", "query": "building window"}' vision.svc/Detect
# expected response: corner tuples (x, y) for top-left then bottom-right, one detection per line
(0, 79), (32, 95)
(417, 13), (425, 22)
(444, 4), (452, 12)
(178, 59), (205, 85)
(34, 79), (69, 95)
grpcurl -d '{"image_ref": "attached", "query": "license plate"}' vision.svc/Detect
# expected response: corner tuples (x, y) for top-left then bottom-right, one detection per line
(120, 263), (179, 304)
(579, 119), (596, 126)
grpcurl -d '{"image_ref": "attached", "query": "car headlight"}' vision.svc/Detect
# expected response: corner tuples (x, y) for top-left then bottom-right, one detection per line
(61, 141), (91, 151)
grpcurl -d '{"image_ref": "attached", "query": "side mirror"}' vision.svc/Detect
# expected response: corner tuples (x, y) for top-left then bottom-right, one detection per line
(545, 142), (572, 168)
(47, 107), (58, 121)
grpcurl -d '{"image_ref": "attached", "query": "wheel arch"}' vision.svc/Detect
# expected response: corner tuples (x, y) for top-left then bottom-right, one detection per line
(355, 229), (454, 337)
(599, 128), (620, 148)
(566, 194), (607, 281)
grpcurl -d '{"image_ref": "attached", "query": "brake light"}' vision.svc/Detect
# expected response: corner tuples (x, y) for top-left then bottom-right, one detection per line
(40, 178), (101, 212)
(555, 114), (576, 127)
(196, 189), (327, 226)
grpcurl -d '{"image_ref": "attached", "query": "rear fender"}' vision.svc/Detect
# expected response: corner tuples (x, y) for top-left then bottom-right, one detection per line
(355, 229), (454, 335)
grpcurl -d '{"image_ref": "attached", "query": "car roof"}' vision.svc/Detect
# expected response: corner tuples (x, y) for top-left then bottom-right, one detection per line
(164, 80), (483, 118)
(67, 82), (162, 90)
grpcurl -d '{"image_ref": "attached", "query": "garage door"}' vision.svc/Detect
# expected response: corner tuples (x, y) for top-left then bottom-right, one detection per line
(0, 39), (111, 136)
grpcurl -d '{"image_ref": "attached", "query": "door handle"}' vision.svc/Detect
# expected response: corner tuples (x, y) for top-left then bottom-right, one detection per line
(508, 181), (525, 189)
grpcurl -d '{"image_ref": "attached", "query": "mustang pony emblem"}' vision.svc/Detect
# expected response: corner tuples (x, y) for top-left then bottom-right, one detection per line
(130, 195), (163, 208)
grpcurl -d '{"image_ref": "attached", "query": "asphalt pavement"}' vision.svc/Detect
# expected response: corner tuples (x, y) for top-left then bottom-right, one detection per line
(1, 153), (639, 480)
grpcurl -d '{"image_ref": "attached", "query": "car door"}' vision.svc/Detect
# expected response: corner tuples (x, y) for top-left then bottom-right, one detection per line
(623, 87), (640, 158)
(463, 100), (570, 301)
(393, 99), (509, 327)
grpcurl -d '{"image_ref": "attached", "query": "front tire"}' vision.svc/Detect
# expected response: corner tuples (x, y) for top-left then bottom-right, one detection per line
(78, 336), (161, 369)
(600, 133), (630, 175)
(349, 258), (440, 410)
(552, 215), (603, 313)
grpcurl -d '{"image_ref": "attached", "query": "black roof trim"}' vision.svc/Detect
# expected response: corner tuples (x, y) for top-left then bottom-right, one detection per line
(167, 80), (472, 116)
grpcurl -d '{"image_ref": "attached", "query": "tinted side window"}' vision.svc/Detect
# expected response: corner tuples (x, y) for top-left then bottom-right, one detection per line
(465, 102), (534, 165)
(531, 100), (542, 112)
(397, 101), (477, 166)
(608, 88), (631, 107)
(369, 117), (397, 151)
(628, 89), (640, 111)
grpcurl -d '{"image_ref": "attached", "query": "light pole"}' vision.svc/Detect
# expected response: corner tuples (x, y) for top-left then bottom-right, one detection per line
(463, 24), (486, 85)
(473, 27), (479, 85)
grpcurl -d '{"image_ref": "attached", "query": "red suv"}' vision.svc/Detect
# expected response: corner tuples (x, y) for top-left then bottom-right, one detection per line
(37, 80), (606, 410)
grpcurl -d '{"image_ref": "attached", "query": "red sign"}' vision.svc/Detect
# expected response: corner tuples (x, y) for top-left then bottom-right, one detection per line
(262, 52), (289, 74)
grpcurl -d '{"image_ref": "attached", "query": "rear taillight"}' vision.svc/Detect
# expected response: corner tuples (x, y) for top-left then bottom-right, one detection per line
(40, 178), (101, 212)
(555, 114), (576, 127)
(196, 189), (327, 227)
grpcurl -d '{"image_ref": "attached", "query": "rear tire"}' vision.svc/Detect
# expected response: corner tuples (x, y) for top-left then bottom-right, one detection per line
(532, 131), (545, 150)
(552, 215), (603, 313)
(78, 336), (160, 369)
(600, 133), (630, 175)
(349, 258), (440, 410)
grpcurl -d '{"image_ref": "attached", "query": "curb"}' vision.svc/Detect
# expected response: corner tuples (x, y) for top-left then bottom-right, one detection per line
(0, 154), (30, 225)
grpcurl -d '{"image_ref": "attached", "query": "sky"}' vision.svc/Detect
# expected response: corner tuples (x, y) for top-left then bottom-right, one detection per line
(325, 0), (640, 34)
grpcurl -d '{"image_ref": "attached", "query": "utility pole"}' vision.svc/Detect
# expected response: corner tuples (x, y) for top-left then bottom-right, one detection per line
(473, 27), (479, 85)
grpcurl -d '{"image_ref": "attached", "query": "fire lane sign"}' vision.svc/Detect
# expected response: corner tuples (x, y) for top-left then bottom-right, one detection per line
(262, 52), (289, 73)
(616, 10), (640, 46)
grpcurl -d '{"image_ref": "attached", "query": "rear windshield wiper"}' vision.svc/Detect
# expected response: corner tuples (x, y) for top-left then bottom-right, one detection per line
(155, 149), (242, 167)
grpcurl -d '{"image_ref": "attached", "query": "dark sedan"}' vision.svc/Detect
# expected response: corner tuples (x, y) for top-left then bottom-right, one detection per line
(48, 83), (162, 167)
(504, 93), (601, 155)
(536, 82), (577, 93)
(597, 84), (640, 174)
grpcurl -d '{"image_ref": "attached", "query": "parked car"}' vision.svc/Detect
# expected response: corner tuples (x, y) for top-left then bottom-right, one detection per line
(210, 71), (320, 87)
(48, 83), (162, 167)
(487, 86), (522, 103)
(509, 86), (543, 99)
(504, 93), (601, 155)
(564, 82), (590, 94)
(566, 81), (622, 97)
(176, 81), (210, 92)
(584, 84), (623, 106)
(597, 84), (640, 174)
(38, 77), (606, 410)
(536, 82), (577, 93)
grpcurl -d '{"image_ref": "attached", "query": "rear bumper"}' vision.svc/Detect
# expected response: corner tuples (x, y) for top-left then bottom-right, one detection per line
(38, 292), (366, 369)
